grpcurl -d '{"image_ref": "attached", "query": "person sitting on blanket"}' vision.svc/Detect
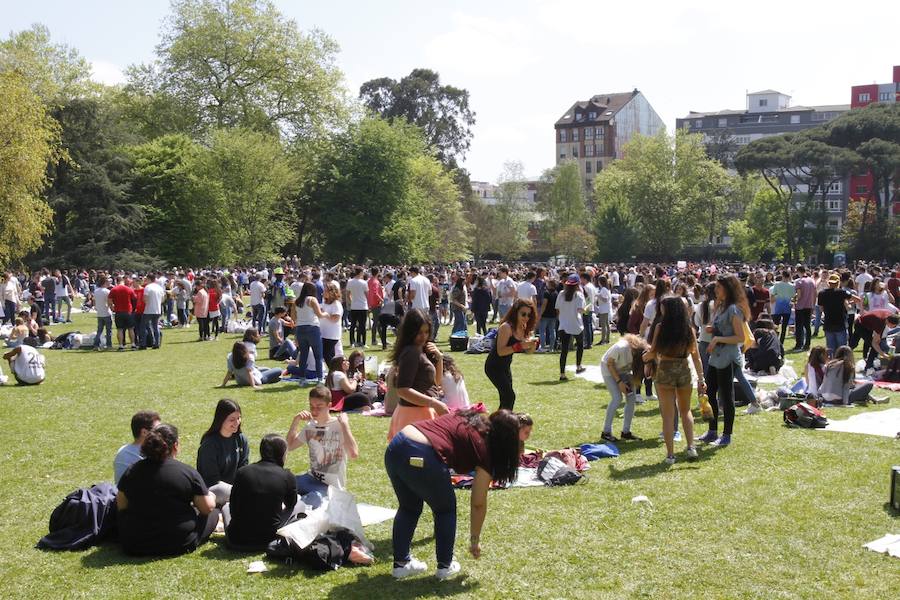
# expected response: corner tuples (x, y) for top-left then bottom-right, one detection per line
(114, 410), (161, 484)
(225, 434), (298, 551)
(325, 355), (373, 412)
(286, 385), (359, 508)
(818, 346), (874, 405)
(441, 355), (471, 411)
(744, 318), (783, 374)
(221, 340), (283, 388)
(803, 346), (829, 396)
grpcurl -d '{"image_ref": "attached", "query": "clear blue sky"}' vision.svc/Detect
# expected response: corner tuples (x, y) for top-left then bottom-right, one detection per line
(4, 0), (898, 182)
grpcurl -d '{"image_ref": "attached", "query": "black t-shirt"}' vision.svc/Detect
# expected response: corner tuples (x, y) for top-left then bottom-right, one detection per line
(118, 458), (209, 556)
(541, 290), (558, 319)
(817, 288), (851, 332)
(196, 432), (250, 487)
(226, 459), (297, 547)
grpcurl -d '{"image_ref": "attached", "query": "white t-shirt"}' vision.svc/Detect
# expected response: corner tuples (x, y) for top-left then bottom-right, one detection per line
(409, 274), (432, 311)
(13, 345), (45, 384)
(611, 271), (620, 288)
(320, 300), (343, 340)
(555, 290), (585, 334)
(582, 282), (597, 314)
(296, 296), (319, 327)
(142, 282), (165, 314)
(596, 286), (611, 314)
(517, 281), (537, 305)
(855, 272), (873, 295)
(600, 339), (633, 378)
(296, 418), (347, 489)
(249, 280), (266, 306)
(347, 278), (369, 311)
(626, 271), (637, 288)
(94, 287), (111, 318)
(496, 278), (517, 303)
(55, 276), (70, 297)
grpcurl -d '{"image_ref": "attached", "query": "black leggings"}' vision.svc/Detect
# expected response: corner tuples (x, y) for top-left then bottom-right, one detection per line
(323, 338), (339, 365)
(339, 391), (372, 411)
(198, 317), (210, 340)
(379, 313), (401, 348)
(484, 358), (515, 411)
(773, 313), (790, 345)
(475, 310), (488, 336)
(705, 363), (736, 435)
(349, 309), (367, 346)
(558, 331), (584, 373)
(210, 316), (220, 337)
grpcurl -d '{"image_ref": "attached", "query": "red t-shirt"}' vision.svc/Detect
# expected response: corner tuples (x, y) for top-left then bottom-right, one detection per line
(134, 287), (145, 314)
(858, 309), (892, 335)
(108, 285), (136, 314)
(414, 413), (491, 474)
(887, 277), (900, 304)
(208, 288), (220, 312)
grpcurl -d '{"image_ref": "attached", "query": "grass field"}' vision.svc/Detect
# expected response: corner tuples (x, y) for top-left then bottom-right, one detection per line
(1, 305), (898, 599)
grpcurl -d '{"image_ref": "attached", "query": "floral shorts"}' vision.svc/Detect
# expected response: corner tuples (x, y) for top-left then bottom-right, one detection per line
(655, 358), (692, 388)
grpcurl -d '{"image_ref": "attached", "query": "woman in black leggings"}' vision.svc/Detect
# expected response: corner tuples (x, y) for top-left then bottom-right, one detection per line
(556, 274), (586, 381)
(484, 299), (537, 410)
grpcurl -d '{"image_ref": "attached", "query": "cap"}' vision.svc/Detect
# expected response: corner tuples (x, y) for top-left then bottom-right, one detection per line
(565, 274), (580, 286)
(273, 267), (284, 275)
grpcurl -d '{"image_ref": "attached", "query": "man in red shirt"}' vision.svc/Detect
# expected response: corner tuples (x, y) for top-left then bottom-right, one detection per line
(367, 267), (384, 347)
(887, 270), (900, 306)
(108, 276), (137, 351)
(853, 309), (900, 370)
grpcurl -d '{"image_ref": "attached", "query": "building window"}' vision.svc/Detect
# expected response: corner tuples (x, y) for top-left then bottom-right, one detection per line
(758, 98), (768, 107)
(811, 111), (841, 122)
(694, 119), (702, 128)
(559, 129), (567, 143)
(588, 111), (597, 120)
(718, 118), (727, 128)
(880, 92), (892, 102)
(596, 160), (602, 172)
(559, 152), (566, 160)
(586, 144), (595, 157)
(855, 184), (868, 194)
(585, 161), (592, 174)
(595, 127), (604, 139)
(827, 199), (841, 211)
(858, 92), (870, 103)
(790, 115), (800, 124)
(584, 127), (593, 140)
(572, 129), (579, 142)
(572, 146), (578, 158)
(586, 178), (592, 189)
(827, 181), (842, 194)
(575, 112), (584, 122)
(827, 219), (839, 229)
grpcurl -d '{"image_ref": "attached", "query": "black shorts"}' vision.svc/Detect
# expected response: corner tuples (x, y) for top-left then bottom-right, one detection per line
(114, 312), (133, 329)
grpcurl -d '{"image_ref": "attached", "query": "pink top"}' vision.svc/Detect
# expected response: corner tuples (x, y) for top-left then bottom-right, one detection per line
(193, 289), (209, 318)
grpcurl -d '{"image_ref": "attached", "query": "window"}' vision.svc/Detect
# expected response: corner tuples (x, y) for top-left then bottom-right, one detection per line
(585, 144), (595, 157)
(586, 178), (592, 189)
(811, 111), (841, 121)
(588, 111), (597, 120)
(559, 129), (567, 143)
(827, 181), (842, 194)
(559, 152), (566, 160)
(827, 199), (842, 211)
(572, 146), (578, 158)
(595, 127), (604, 138)
(694, 119), (703, 128)
(829, 235), (841, 244)
(858, 92), (870, 103)
(572, 129), (579, 142)
(596, 160), (602, 172)
(880, 92), (892, 102)
(827, 219), (839, 229)
(585, 161), (592, 174)
(790, 115), (800, 124)
(855, 184), (868, 194)
(575, 112), (584, 122)
(758, 98), (768, 107)
(584, 127), (593, 140)
(718, 118), (728, 128)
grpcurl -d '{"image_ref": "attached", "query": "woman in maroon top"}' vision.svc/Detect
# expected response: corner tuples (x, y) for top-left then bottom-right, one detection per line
(384, 409), (519, 580)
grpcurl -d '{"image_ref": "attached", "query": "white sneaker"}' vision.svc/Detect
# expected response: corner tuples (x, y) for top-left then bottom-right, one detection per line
(392, 557), (428, 579)
(664, 455), (676, 465)
(634, 394), (646, 404)
(686, 446), (698, 459)
(648, 394), (659, 401)
(435, 559), (461, 580)
(673, 431), (682, 442)
(745, 403), (762, 415)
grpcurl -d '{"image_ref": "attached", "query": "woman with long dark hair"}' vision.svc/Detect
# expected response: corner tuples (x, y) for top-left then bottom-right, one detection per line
(818, 345), (874, 404)
(196, 399), (250, 505)
(556, 274), (585, 381)
(700, 275), (750, 447)
(449, 273), (468, 335)
(222, 340), (283, 388)
(616, 287), (638, 335)
(643, 297), (705, 464)
(483, 299), (537, 410)
(117, 424), (218, 556)
(387, 309), (449, 440)
(326, 355), (373, 411)
(385, 409), (520, 580)
(295, 281), (333, 384)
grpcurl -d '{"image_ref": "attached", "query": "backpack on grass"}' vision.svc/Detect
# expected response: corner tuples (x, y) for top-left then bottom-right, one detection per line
(783, 402), (828, 429)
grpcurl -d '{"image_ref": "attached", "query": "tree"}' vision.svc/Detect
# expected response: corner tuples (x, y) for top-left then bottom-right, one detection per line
(462, 194), (504, 261)
(489, 161), (531, 258)
(551, 225), (596, 262)
(841, 199), (900, 261)
(360, 68), (475, 166)
(536, 160), (586, 251)
(129, 0), (347, 140)
(404, 155), (471, 262)
(0, 71), (60, 265)
(0, 24), (96, 104)
(593, 197), (639, 262)
(727, 187), (787, 262)
(704, 128), (739, 167)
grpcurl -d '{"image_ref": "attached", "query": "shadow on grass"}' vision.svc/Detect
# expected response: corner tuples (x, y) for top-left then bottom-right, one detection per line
(254, 385), (303, 394)
(883, 502), (899, 518)
(80, 542), (168, 568)
(325, 572), (478, 598)
(607, 450), (715, 480)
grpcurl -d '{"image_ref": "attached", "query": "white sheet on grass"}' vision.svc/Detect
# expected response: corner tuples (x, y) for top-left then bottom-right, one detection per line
(864, 534), (900, 555)
(822, 408), (900, 438)
(356, 503), (396, 526)
(571, 363), (798, 389)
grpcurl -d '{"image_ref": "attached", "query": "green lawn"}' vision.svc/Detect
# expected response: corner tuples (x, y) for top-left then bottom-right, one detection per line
(1, 306), (898, 599)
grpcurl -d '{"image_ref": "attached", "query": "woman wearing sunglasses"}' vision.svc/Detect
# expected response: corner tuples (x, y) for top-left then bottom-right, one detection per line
(483, 299), (537, 410)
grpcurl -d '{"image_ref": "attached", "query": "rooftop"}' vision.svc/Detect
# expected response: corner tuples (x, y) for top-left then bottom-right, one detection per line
(555, 90), (638, 126)
(681, 104), (850, 119)
(748, 89), (789, 96)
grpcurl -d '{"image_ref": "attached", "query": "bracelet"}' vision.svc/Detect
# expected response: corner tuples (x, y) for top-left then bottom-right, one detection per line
(470, 535), (480, 544)
(512, 342), (523, 352)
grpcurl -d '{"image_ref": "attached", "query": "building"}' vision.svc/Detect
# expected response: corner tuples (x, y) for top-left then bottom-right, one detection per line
(849, 65), (900, 216)
(677, 90), (851, 245)
(554, 89), (663, 198)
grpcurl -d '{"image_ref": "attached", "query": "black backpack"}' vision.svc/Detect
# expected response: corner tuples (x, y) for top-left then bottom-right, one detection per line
(537, 456), (584, 486)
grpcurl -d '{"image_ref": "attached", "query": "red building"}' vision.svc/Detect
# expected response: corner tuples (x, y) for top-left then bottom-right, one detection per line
(849, 65), (900, 216)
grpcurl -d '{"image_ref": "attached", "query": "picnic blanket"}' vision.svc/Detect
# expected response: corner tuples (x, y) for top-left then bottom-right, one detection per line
(821, 408), (900, 438)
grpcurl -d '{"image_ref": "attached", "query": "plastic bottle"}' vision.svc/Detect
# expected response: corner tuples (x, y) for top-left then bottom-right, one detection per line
(698, 394), (713, 419)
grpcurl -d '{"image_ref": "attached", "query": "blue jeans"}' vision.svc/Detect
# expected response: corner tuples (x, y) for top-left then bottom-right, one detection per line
(141, 313), (161, 348)
(258, 367), (283, 384)
(270, 339), (297, 360)
(295, 325), (323, 380)
(56, 296), (72, 321)
(824, 329), (848, 356)
(603, 373), (637, 434)
(451, 308), (466, 334)
(734, 355), (755, 403)
(582, 313), (594, 347)
(295, 473), (329, 509)
(539, 317), (557, 351)
(430, 309), (440, 342)
(44, 295), (55, 321)
(252, 304), (267, 333)
(95, 316), (112, 349)
(384, 432), (456, 567)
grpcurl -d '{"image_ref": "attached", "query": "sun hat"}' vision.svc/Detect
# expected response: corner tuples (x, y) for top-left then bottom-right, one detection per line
(565, 274), (580, 286)
(827, 273), (840, 285)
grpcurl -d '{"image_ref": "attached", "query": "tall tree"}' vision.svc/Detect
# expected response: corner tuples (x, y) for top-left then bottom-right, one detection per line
(704, 128), (739, 167)
(0, 71), (60, 265)
(536, 160), (587, 251)
(403, 155), (472, 262)
(727, 187), (788, 262)
(593, 196), (638, 262)
(359, 68), (475, 166)
(490, 161), (531, 258)
(128, 0), (347, 139)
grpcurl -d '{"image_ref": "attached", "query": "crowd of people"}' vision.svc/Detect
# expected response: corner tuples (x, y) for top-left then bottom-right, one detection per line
(5, 258), (900, 578)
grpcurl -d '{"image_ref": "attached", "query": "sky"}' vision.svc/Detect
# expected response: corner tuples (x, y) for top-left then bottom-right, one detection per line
(3, 0), (898, 182)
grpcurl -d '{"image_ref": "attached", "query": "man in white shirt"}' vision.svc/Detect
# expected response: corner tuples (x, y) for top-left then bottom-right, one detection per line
(141, 275), (166, 349)
(855, 265), (873, 296)
(4, 345), (45, 385)
(610, 268), (620, 292)
(517, 272), (538, 307)
(114, 410), (160, 483)
(249, 275), (267, 333)
(496, 267), (517, 320)
(346, 267), (369, 347)
(92, 274), (113, 350)
(580, 272), (597, 349)
(407, 266), (432, 313)
(596, 275), (612, 344)
(626, 268), (637, 289)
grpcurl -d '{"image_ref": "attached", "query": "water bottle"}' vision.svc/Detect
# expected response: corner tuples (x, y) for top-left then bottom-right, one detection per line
(698, 394), (713, 419)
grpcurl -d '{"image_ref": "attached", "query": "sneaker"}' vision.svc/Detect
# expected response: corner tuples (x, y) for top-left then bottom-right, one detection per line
(117, 346), (125, 352)
(745, 403), (762, 415)
(673, 431), (682, 442)
(695, 431), (718, 444)
(575, 366), (586, 374)
(634, 394), (646, 405)
(435, 560), (461, 580)
(559, 375), (568, 381)
(393, 557), (428, 579)
(711, 434), (731, 447)
(619, 431), (642, 441)
(599, 431), (618, 443)
(664, 455), (676, 465)
(648, 394), (658, 401)
(686, 446), (698, 459)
